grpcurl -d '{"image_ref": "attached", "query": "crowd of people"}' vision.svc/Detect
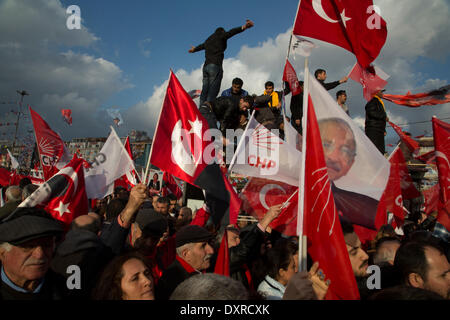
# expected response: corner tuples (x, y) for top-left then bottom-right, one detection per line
(0, 177), (448, 301)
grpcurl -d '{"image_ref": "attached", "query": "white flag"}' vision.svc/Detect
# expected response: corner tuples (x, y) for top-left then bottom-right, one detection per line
(290, 36), (317, 57)
(85, 127), (135, 199)
(307, 72), (390, 200)
(229, 112), (302, 187)
(7, 149), (19, 169)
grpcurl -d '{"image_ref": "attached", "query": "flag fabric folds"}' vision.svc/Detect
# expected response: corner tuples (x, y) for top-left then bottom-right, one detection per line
(29, 106), (71, 181)
(162, 171), (183, 200)
(348, 63), (389, 101)
(388, 121), (420, 154)
(61, 109), (72, 125)
(383, 85), (450, 107)
(431, 117), (450, 231)
(293, 0), (387, 68)
(85, 128), (136, 199)
(283, 59), (302, 96)
(302, 95), (360, 300)
(16, 157), (88, 227)
(7, 149), (19, 169)
(150, 71), (232, 226)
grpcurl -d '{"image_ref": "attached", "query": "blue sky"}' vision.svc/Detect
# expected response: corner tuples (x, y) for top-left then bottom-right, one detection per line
(0, 0), (449, 154)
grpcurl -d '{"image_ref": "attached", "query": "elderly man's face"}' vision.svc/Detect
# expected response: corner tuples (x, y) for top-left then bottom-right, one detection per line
(184, 242), (214, 271)
(319, 122), (356, 181)
(0, 237), (55, 288)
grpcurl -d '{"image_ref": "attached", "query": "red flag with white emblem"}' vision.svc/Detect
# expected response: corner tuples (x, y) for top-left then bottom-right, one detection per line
(293, 0), (387, 68)
(388, 121), (420, 154)
(241, 177), (298, 236)
(303, 95), (359, 300)
(431, 117), (450, 230)
(283, 59), (302, 96)
(29, 106), (71, 181)
(348, 63), (389, 101)
(17, 156), (88, 228)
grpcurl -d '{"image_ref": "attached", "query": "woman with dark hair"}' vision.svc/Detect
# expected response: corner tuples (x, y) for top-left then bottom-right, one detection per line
(149, 173), (160, 191)
(92, 251), (155, 300)
(257, 239), (298, 300)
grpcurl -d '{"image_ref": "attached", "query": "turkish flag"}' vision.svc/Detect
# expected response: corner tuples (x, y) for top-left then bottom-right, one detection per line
(396, 149), (421, 200)
(388, 121), (420, 154)
(293, 0), (387, 68)
(432, 117), (450, 230)
(348, 63), (389, 101)
(214, 229), (230, 276)
(29, 106), (71, 181)
(415, 150), (436, 164)
(17, 157), (89, 228)
(282, 59), (302, 96)
(114, 136), (138, 190)
(241, 177), (298, 236)
(302, 95), (359, 300)
(61, 109), (72, 125)
(150, 71), (232, 225)
(375, 148), (406, 229)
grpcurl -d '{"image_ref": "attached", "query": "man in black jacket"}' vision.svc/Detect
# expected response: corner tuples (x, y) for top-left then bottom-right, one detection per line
(189, 19), (254, 106)
(315, 68), (348, 91)
(365, 90), (388, 155)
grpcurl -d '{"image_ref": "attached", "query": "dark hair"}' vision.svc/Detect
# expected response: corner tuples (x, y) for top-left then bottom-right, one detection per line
(19, 177), (32, 189)
(167, 193), (177, 201)
(263, 240), (294, 281)
(105, 198), (127, 222)
(265, 81), (274, 88)
(339, 217), (354, 236)
(241, 95), (254, 107)
(369, 285), (444, 300)
(394, 240), (446, 285)
(92, 251), (154, 300)
(232, 77), (243, 86)
(314, 69), (326, 78)
(336, 90), (347, 98)
(114, 186), (127, 195)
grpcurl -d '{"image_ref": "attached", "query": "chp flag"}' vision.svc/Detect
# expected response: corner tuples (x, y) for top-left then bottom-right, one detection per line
(301, 94), (360, 299)
(293, 0), (387, 68)
(229, 111), (302, 187)
(29, 106), (71, 181)
(348, 63), (390, 101)
(149, 71), (235, 226)
(14, 156), (88, 227)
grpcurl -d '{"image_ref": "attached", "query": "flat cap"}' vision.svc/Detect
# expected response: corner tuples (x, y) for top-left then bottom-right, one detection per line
(135, 208), (168, 238)
(176, 225), (214, 248)
(0, 207), (64, 245)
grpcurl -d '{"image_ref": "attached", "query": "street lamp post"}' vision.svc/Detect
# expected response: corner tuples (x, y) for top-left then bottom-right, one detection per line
(12, 90), (29, 152)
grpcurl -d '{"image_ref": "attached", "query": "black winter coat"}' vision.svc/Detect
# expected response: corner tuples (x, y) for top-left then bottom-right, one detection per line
(365, 97), (387, 132)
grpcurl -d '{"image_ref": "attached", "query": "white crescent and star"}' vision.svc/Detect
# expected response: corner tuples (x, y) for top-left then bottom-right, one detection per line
(259, 184), (287, 210)
(55, 201), (71, 218)
(312, 0), (351, 28)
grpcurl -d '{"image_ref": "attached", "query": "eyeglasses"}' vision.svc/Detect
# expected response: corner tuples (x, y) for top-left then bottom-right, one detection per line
(322, 141), (356, 162)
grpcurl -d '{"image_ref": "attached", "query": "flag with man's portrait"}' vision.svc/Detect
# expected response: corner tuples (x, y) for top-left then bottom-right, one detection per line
(307, 72), (390, 230)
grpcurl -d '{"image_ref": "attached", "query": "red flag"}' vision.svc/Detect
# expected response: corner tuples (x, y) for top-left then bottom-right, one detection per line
(214, 229), (230, 276)
(61, 109), (72, 125)
(293, 0), (387, 68)
(383, 85), (450, 107)
(303, 96), (360, 300)
(150, 71), (233, 225)
(162, 171), (183, 199)
(432, 117), (450, 230)
(29, 106), (70, 181)
(423, 184), (440, 216)
(115, 136), (138, 190)
(282, 59), (302, 96)
(415, 150), (436, 164)
(375, 148), (406, 229)
(396, 149), (421, 200)
(241, 177), (298, 236)
(388, 121), (420, 153)
(17, 157), (88, 228)
(348, 63), (389, 101)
